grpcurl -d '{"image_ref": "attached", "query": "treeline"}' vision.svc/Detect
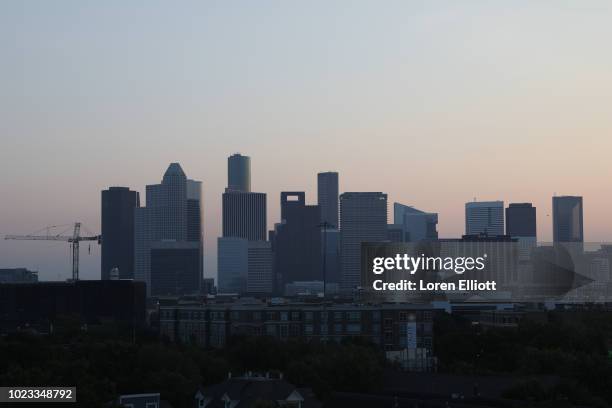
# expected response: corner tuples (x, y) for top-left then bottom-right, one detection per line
(435, 311), (612, 407)
(0, 324), (385, 407)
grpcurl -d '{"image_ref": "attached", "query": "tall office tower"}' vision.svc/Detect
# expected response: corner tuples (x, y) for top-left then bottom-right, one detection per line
(217, 237), (248, 293)
(465, 201), (504, 236)
(222, 192), (267, 240)
(101, 187), (140, 280)
(339, 192), (388, 290)
(247, 241), (274, 295)
(134, 163), (203, 296)
(393, 203), (438, 242)
(227, 153), (251, 193)
(553, 196), (584, 243)
(506, 203), (537, 262)
(275, 192), (322, 288)
(322, 228), (340, 285)
(317, 172), (339, 228)
(506, 203), (536, 239)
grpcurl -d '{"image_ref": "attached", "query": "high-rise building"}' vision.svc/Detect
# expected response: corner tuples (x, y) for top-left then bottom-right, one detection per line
(150, 241), (201, 296)
(217, 237), (248, 293)
(274, 192), (322, 288)
(506, 203), (536, 239)
(394, 203), (438, 242)
(465, 201), (504, 236)
(101, 187), (140, 280)
(227, 153), (251, 193)
(321, 228), (340, 285)
(317, 172), (339, 228)
(222, 192), (267, 241)
(553, 196), (583, 243)
(134, 163), (203, 296)
(339, 192), (388, 290)
(247, 241), (274, 295)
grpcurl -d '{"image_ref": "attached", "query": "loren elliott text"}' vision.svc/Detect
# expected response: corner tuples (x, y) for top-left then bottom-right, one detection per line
(372, 279), (497, 291)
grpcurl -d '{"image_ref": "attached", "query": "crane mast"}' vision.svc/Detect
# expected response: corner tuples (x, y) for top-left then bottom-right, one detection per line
(5, 222), (101, 281)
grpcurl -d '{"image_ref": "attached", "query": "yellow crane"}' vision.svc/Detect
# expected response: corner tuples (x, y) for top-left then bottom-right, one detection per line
(5, 222), (101, 281)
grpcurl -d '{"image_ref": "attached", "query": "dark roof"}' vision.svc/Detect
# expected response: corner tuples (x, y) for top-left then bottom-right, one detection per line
(198, 378), (305, 408)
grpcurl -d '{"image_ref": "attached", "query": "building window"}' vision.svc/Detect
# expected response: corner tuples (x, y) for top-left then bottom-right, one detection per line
(266, 325), (276, 336)
(334, 324), (342, 333)
(280, 312), (289, 321)
(347, 311), (361, 321)
(333, 312), (343, 321)
(372, 311), (381, 321)
(304, 311), (313, 321)
(304, 324), (313, 335)
(346, 323), (361, 334)
(320, 324), (328, 334)
(291, 311), (300, 321)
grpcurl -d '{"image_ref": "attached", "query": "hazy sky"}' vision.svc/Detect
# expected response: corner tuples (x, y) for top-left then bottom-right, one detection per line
(2, 1), (612, 281)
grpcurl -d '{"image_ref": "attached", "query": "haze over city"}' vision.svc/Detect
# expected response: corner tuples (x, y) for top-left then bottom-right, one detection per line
(2, 1), (612, 281)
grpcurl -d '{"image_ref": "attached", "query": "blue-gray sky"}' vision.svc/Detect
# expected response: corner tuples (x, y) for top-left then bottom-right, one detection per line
(1, 1), (612, 281)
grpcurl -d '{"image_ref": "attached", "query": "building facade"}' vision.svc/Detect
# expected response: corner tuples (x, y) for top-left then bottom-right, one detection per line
(339, 192), (388, 290)
(393, 203), (438, 242)
(134, 163), (202, 296)
(101, 187), (140, 280)
(247, 241), (274, 295)
(465, 201), (504, 236)
(227, 153), (251, 193)
(553, 196), (584, 243)
(217, 237), (249, 294)
(274, 192), (322, 289)
(506, 203), (536, 239)
(160, 301), (434, 352)
(222, 192), (267, 241)
(0, 268), (38, 283)
(317, 171), (339, 228)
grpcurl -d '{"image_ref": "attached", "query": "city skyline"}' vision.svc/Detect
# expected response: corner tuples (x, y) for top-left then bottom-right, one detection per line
(0, 155), (598, 282)
(3, 1), (612, 281)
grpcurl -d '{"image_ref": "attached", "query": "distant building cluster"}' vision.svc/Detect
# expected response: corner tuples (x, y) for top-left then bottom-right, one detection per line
(98, 153), (586, 300)
(0, 268), (38, 283)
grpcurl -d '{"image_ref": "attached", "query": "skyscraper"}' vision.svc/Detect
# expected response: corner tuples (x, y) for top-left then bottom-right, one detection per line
(465, 201), (504, 236)
(217, 237), (248, 293)
(134, 163), (202, 296)
(274, 192), (322, 288)
(219, 154), (267, 293)
(222, 192), (267, 241)
(506, 203), (536, 239)
(317, 172), (339, 228)
(101, 187), (140, 280)
(247, 241), (274, 295)
(227, 153), (251, 193)
(553, 196), (583, 243)
(393, 202), (438, 242)
(221, 153), (266, 240)
(339, 192), (388, 290)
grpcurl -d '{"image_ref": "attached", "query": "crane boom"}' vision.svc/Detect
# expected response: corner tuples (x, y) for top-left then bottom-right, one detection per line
(4, 222), (101, 281)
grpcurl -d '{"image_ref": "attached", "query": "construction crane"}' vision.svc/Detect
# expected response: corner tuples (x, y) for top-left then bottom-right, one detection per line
(5, 222), (101, 281)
